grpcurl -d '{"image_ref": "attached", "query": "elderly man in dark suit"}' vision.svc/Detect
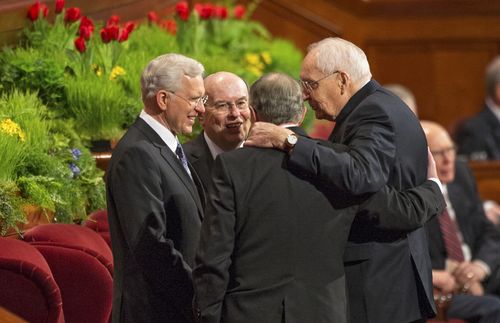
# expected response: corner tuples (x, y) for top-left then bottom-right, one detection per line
(106, 53), (206, 323)
(183, 71), (251, 194)
(456, 55), (500, 161)
(246, 37), (437, 322)
(422, 120), (500, 323)
(194, 72), (446, 323)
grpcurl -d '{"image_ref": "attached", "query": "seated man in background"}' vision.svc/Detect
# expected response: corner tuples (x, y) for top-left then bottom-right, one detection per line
(422, 120), (500, 322)
(456, 55), (500, 161)
(193, 73), (446, 323)
(183, 71), (251, 194)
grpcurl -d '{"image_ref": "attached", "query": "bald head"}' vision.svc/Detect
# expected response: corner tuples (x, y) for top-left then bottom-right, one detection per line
(421, 120), (456, 184)
(201, 72), (251, 151)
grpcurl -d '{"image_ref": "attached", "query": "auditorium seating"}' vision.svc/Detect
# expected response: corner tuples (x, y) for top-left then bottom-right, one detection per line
(23, 224), (113, 323)
(83, 209), (111, 248)
(0, 237), (64, 323)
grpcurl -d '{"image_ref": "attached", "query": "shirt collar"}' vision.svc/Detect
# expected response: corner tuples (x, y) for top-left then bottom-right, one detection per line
(486, 97), (500, 122)
(139, 110), (178, 153)
(203, 132), (244, 160)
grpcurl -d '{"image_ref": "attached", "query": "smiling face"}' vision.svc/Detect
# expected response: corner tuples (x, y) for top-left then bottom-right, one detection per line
(161, 75), (205, 136)
(201, 73), (251, 151)
(422, 121), (456, 184)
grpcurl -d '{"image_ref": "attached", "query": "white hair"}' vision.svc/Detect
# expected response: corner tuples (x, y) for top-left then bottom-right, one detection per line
(308, 37), (371, 84)
(140, 53), (204, 102)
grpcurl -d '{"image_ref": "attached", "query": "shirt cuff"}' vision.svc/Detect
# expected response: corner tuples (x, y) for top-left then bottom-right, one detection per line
(429, 177), (444, 193)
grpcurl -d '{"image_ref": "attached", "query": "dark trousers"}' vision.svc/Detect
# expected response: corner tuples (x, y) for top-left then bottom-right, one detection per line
(449, 293), (500, 323)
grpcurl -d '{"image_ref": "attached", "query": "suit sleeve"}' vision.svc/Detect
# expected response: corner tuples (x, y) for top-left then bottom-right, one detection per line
(289, 105), (396, 195)
(109, 146), (194, 316)
(358, 181), (446, 231)
(193, 155), (236, 323)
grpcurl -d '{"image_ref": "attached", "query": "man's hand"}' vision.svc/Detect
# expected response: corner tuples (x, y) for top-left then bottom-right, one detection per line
(453, 261), (487, 286)
(244, 122), (292, 150)
(427, 147), (438, 179)
(433, 270), (458, 294)
(484, 201), (500, 226)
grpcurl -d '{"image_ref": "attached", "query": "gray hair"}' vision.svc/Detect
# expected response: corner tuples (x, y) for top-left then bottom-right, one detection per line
(384, 83), (418, 115)
(485, 56), (500, 99)
(250, 73), (303, 125)
(308, 37), (371, 84)
(140, 53), (204, 103)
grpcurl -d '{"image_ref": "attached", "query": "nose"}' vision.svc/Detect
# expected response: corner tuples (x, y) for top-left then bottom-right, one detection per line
(302, 89), (310, 101)
(227, 103), (240, 117)
(195, 101), (205, 113)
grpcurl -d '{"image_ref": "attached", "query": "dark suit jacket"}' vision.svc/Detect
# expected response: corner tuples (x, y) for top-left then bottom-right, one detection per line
(456, 106), (500, 160)
(106, 117), (204, 323)
(193, 125), (445, 323)
(426, 160), (500, 293)
(288, 80), (436, 322)
(184, 131), (214, 196)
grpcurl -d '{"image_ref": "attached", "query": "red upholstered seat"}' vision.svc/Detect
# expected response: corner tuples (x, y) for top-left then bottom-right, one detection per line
(24, 224), (113, 323)
(83, 209), (111, 248)
(0, 237), (64, 323)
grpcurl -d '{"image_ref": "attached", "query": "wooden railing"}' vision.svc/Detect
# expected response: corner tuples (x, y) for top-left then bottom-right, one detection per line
(469, 161), (500, 203)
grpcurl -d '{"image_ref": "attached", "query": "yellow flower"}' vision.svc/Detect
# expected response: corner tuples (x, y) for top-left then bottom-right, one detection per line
(245, 53), (260, 66)
(247, 66), (262, 77)
(0, 118), (26, 142)
(92, 64), (102, 77)
(109, 66), (126, 80)
(260, 52), (272, 65)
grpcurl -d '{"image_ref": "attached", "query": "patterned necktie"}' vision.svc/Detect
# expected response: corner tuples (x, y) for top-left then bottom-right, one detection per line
(438, 208), (465, 262)
(175, 142), (192, 180)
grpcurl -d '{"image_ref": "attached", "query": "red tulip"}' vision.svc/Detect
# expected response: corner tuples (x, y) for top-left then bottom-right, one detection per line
(175, 1), (189, 21)
(27, 2), (48, 21)
(64, 7), (81, 23)
(147, 11), (158, 23)
(79, 16), (94, 33)
(55, 0), (64, 14)
(160, 19), (177, 35)
(74, 36), (86, 53)
(233, 5), (245, 19)
(118, 28), (129, 42)
(79, 25), (92, 40)
(107, 15), (120, 26)
(215, 6), (228, 19)
(124, 21), (135, 33)
(100, 26), (120, 43)
(100, 28), (111, 43)
(196, 4), (214, 20)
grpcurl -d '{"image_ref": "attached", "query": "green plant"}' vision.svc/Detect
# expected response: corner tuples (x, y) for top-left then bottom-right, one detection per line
(0, 181), (25, 236)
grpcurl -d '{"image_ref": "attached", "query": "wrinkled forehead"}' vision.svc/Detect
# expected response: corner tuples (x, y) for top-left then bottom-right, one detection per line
(208, 80), (248, 102)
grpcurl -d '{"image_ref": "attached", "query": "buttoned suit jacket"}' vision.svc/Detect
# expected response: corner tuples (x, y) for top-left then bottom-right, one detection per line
(426, 160), (500, 294)
(456, 106), (500, 160)
(106, 117), (204, 323)
(287, 80), (436, 322)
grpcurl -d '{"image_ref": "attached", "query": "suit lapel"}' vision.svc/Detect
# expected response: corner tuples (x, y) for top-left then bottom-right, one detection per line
(133, 118), (205, 217)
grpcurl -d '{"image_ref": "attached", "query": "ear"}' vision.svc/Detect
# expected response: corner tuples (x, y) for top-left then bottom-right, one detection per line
(297, 106), (307, 126)
(156, 90), (169, 111)
(249, 106), (258, 123)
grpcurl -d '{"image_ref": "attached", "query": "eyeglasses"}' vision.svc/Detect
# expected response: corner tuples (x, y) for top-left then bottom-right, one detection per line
(209, 99), (249, 112)
(169, 91), (208, 107)
(431, 145), (457, 159)
(300, 71), (340, 92)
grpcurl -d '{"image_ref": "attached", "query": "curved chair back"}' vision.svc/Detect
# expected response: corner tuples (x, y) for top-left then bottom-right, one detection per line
(0, 237), (64, 323)
(83, 209), (111, 248)
(24, 224), (113, 323)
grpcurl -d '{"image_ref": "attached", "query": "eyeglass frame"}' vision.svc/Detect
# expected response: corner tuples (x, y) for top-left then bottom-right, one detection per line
(206, 98), (250, 112)
(300, 71), (340, 93)
(430, 145), (457, 159)
(168, 91), (208, 107)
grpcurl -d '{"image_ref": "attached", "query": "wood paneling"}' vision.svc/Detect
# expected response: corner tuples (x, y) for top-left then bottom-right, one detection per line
(470, 161), (500, 203)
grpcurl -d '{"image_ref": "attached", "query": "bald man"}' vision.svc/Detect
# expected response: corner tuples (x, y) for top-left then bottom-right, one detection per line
(422, 120), (500, 323)
(184, 72), (251, 194)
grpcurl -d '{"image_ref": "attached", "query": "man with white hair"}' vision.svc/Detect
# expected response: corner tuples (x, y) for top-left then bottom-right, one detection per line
(106, 53), (206, 322)
(246, 37), (436, 322)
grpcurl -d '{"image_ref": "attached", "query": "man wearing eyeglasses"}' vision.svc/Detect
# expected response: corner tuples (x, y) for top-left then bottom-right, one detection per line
(421, 120), (500, 322)
(245, 38), (437, 322)
(106, 53), (206, 323)
(184, 71), (251, 194)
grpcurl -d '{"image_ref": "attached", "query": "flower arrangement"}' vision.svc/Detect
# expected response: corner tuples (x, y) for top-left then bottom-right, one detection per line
(0, 0), (304, 233)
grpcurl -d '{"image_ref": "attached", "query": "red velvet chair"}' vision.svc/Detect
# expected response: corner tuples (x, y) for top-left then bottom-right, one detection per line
(0, 237), (64, 323)
(24, 224), (113, 323)
(83, 209), (111, 248)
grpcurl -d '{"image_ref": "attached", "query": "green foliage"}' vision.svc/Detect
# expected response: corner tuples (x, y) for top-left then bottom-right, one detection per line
(0, 181), (25, 236)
